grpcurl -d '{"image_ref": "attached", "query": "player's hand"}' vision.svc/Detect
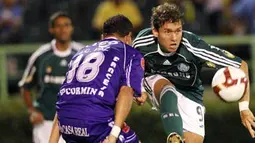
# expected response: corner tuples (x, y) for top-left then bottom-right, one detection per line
(29, 110), (44, 125)
(134, 92), (147, 106)
(240, 109), (255, 138)
(102, 135), (117, 143)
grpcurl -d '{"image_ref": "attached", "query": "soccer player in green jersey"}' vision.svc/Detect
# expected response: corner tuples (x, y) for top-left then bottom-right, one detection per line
(133, 3), (255, 143)
(18, 11), (84, 143)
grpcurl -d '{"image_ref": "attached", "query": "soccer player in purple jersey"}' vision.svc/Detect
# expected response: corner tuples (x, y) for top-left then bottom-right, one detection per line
(49, 14), (147, 143)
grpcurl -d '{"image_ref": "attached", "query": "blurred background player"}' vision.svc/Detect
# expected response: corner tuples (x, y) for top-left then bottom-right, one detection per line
(49, 14), (146, 143)
(18, 11), (84, 143)
(133, 2), (255, 143)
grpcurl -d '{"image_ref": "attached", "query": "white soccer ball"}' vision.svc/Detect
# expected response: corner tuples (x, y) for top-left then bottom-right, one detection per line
(211, 66), (248, 102)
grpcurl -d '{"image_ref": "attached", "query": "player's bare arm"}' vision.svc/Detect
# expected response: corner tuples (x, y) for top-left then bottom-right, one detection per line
(49, 113), (60, 143)
(114, 86), (134, 127)
(103, 86), (134, 143)
(239, 60), (255, 138)
(21, 88), (44, 125)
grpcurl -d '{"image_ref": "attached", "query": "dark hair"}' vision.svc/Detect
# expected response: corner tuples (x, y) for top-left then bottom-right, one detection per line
(151, 3), (183, 30)
(49, 11), (72, 28)
(103, 14), (133, 37)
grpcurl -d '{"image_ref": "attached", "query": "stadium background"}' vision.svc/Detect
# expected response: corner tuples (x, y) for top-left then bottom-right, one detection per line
(0, 0), (255, 142)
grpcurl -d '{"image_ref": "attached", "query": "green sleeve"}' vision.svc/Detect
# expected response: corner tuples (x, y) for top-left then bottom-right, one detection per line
(18, 55), (38, 90)
(132, 28), (154, 49)
(182, 36), (242, 69)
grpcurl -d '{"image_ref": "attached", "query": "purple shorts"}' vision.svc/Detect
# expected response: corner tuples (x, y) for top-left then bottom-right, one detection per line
(59, 118), (139, 143)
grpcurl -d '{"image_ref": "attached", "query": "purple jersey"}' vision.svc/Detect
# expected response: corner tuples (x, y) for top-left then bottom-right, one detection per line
(56, 38), (144, 122)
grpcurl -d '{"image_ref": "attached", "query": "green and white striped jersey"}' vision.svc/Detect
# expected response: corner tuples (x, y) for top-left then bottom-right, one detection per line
(19, 39), (84, 120)
(133, 28), (242, 104)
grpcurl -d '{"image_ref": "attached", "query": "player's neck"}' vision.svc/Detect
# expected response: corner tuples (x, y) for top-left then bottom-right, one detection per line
(158, 44), (170, 53)
(161, 47), (170, 53)
(103, 34), (126, 43)
(158, 44), (175, 56)
(55, 40), (71, 51)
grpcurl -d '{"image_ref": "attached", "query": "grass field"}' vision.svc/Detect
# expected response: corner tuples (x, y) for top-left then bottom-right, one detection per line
(0, 88), (255, 143)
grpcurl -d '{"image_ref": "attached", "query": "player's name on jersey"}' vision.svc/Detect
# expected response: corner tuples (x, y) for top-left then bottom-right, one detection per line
(99, 56), (120, 95)
(44, 75), (65, 84)
(59, 124), (89, 137)
(59, 86), (98, 96)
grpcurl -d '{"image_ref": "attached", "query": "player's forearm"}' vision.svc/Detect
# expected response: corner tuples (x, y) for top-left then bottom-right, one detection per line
(114, 86), (134, 127)
(239, 60), (250, 103)
(49, 114), (60, 143)
(21, 88), (35, 112)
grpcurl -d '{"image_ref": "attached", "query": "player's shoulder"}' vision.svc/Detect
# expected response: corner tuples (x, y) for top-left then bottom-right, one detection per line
(125, 43), (143, 57)
(135, 28), (153, 38)
(35, 43), (52, 55)
(132, 28), (157, 56)
(29, 42), (52, 63)
(182, 30), (203, 46)
(71, 41), (84, 52)
(132, 28), (155, 49)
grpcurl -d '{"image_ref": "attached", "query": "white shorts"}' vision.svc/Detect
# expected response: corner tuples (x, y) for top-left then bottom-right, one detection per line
(144, 74), (205, 137)
(33, 120), (65, 143)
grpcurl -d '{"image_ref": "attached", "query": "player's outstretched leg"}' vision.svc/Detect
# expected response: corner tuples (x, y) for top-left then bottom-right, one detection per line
(160, 85), (184, 141)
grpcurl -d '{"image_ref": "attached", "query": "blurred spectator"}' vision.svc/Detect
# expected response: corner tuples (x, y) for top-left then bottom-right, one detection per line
(188, 0), (212, 34)
(205, 0), (223, 34)
(157, 0), (211, 35)
(220, 0), (251, 62)
(1, 0), (253, 43)
(0, 0), (23, 43)
(23, 0), (80, 42)
(92, 0), (143, 36)
(72, 0), (101, 40)
(134, 0), (158, 28)
(230, 17), (247, 35)
(231, 0), (255, 34)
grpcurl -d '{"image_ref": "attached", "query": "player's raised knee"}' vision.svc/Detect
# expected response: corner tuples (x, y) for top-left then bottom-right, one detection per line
(154, 78), (174, 99)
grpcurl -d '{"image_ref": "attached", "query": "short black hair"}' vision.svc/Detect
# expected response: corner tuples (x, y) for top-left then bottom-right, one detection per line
(49, 11), (72, 28)
(151, 3), (183, 30)
(103, 14), (133, 37)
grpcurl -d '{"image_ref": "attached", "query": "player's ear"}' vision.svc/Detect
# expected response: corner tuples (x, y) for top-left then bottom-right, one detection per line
(101, 34), (104, 40)
(124, 32), (132, 45)
(70, 24), (74, 34)
(152, 27), (159, 38)
(49, 28), (54, 35)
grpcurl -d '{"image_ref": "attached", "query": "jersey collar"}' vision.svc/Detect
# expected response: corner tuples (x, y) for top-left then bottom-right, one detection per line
(157, 44), (175, 56)
(51, 39), (72, 57)
(104, 37), (118, 40)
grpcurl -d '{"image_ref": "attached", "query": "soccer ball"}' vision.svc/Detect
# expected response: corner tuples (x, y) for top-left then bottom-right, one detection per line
(211, 67), (248, 102)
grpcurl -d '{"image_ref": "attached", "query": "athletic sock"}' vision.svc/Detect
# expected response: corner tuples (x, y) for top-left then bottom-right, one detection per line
(160, 85), (183, 137)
